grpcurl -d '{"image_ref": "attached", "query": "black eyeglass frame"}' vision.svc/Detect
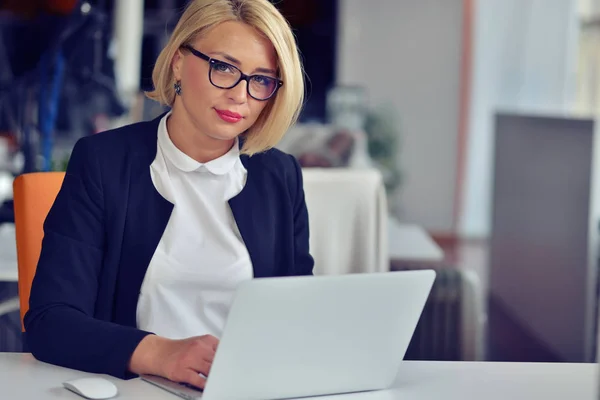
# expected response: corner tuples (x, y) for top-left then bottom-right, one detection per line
(182, 44), (283, 101)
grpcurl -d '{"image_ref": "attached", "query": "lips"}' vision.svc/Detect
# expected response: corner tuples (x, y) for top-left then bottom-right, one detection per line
(215, 109), (242, 123)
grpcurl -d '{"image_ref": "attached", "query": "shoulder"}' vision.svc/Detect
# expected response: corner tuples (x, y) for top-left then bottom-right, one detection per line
(67, 116), (162, 182)
(245, 147), (301, 182)
(244, 147), (303, 201)
(74, 118), (160, 158)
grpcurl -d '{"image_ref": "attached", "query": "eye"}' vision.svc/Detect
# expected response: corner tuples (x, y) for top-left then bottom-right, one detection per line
(213, 61), (236, 74)
(251, 75), (275, 87)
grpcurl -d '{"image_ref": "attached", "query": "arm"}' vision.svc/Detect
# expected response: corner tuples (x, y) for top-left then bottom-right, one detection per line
(24, 137), (152, 379)
(289, 155), (314, 276)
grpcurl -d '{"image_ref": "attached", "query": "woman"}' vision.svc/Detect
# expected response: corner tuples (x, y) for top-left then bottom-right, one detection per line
(24, 0), (313, 390)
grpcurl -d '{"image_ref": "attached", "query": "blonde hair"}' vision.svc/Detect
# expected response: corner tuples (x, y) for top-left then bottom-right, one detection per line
(145, 0), (304, 155)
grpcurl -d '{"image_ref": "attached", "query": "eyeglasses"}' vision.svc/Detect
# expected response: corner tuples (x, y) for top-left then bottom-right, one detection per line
(182, 45), (283, 101)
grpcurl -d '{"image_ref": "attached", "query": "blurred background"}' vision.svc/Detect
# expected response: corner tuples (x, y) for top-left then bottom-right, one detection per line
(1, 0), (600, 366)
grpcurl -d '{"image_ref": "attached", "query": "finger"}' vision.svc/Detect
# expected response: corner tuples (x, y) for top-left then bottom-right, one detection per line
(191, 359), (212, 377)
(202, 335), (220, 350)
(181, 369), (207, 390)
(202, 352), (215, 365)
(190, 339), (216, 362)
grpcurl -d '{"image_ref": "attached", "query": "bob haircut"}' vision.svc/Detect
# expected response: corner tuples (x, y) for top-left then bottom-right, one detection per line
(145, 0), (305, 155)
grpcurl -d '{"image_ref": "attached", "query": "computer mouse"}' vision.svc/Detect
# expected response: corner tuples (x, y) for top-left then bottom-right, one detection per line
(63, 377), (118, 399)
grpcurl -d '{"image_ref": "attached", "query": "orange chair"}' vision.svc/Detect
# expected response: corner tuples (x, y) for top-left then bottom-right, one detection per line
(12, 172), (65, 330)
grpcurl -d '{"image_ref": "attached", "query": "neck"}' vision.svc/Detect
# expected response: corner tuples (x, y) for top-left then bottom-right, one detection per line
(166, 109), (235, 163)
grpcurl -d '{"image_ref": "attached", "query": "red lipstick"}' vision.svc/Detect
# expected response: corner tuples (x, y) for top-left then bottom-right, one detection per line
(215, 109), (242, 123)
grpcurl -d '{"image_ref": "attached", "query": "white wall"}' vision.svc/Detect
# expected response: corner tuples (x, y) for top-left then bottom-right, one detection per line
(336, 0), (464, 232)
(459, 0), (579, 238)
(336, 0), (579, 235)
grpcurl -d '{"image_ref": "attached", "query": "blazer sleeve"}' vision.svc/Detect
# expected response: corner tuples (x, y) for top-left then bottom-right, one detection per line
(24, 137), (152, 379)
(289, 155), (314, 276)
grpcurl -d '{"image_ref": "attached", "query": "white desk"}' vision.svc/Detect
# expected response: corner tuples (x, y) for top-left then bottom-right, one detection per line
(388, 220), (444, 263)
(0, 353), (596, 399)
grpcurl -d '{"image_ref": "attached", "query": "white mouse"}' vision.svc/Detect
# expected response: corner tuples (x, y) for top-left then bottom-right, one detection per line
(63, 377), (118, 399)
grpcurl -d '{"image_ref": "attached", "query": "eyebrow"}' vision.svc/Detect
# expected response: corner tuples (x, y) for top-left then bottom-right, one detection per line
(210, 51), (277, 75)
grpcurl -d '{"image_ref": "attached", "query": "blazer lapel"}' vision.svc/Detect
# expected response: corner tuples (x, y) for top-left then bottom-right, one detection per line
(113, 118), (174, 327)
(229, 155), (276, 278)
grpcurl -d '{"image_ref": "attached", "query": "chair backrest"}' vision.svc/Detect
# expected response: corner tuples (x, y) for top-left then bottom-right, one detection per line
(13, 172), (65, 329)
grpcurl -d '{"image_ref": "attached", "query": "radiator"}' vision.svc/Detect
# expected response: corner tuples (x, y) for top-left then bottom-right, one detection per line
(397, 267), (486, 361)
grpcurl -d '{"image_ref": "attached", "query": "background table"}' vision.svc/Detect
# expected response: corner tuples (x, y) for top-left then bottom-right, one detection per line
(0, 353), (596, 399)
(0, 223), (17, 282)
(388, 220), (444, 263)
(0, 224), (20, 352)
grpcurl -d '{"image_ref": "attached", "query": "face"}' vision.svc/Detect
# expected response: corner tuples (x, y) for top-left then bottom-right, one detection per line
(171, 21), (278, 143)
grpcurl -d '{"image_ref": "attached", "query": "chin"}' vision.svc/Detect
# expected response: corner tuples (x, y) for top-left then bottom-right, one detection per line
(208, 130), (243, 142)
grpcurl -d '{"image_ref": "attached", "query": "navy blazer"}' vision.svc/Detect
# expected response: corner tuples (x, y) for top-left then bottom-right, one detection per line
(23, 114), (314, 379)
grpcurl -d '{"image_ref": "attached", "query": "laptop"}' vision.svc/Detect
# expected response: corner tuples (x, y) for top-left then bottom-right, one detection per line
(141, 269), (435, 400)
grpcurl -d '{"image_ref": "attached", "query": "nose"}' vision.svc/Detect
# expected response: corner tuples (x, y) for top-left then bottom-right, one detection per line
(228, 80), (248, 104)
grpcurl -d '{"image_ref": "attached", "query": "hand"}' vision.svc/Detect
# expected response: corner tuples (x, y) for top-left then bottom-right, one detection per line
(129, 334), (219, 389)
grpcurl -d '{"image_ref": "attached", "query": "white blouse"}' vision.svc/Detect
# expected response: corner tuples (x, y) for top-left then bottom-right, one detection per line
(136, 112), (253, 339)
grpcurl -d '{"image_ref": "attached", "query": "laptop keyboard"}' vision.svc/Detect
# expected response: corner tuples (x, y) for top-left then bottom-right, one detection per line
(180, 382), (204, 392)
(174, 383), (203, 400)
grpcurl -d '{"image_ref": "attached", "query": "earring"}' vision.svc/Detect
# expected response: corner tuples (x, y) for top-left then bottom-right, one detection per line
(174, 81), (182, 96)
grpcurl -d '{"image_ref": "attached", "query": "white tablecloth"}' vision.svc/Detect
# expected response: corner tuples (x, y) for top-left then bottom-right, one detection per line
(302, 168), (388, 275)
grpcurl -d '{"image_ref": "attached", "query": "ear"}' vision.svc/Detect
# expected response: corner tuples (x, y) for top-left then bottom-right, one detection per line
(172, 48), (184, 81)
